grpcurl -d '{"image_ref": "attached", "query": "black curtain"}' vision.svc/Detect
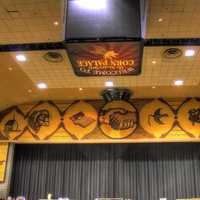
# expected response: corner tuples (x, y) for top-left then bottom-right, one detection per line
(10, 143), (200, 200)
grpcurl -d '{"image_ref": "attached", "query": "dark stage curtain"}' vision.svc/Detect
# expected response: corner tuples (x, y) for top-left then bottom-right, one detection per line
(10, 143), (200, 200)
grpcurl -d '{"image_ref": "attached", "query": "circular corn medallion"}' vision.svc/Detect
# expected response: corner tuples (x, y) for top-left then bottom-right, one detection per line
(140, 100), (175, 138)
(177, 99), (200, 137)
(99, 100), (138, 139)
(63, 101), (98, 139)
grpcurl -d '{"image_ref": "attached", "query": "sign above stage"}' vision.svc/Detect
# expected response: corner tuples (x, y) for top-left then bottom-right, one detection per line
(66, 41), (143, 76)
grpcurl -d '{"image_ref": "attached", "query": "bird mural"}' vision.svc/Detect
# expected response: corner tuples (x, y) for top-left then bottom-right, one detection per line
(148, 108), (169, 126)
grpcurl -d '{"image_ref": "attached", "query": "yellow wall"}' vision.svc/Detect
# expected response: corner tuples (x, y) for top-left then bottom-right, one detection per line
(0, 143), (9, 182)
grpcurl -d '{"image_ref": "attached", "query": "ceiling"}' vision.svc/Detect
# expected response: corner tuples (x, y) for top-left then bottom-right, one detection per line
(0, 0), (200, 111)
(146, 0), (200, 38)
(0, 0), (63, 44)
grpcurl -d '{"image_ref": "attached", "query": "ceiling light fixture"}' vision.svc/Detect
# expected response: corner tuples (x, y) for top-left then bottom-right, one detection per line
(54, 21), (59, 26)
(158, 18), (163, 22)
(152, 60), (156, 64)
(8, 67), (13, 71)
(152, 86), (156, 89)
(16, 54), (26, 62)
(79, 88), (83, 91)
(105, 81), (113, 87)
(174, 80), (184, 86)
(37, 82), (48, 89)
(185, 49), (195, 57)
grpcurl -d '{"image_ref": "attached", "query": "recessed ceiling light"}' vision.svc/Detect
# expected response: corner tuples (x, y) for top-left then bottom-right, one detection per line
(105, 81), (113, 87)
(16, 54), (26, 62)
(54, 21), (59, 26)
(37, 82), (48, 89)
(174, 80), (184, 86)
(152, 60), (156, 64)
(152, 86), (156, 89)
(79, 88), (83, 91)
(185, 49), (195, 57)
(28, 89), (32, 93)
(8, 67), (13, 71)
(158, 18), (163, 22)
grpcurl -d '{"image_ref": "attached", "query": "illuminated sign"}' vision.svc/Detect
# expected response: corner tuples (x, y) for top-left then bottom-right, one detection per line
(67, 42), (143, 76)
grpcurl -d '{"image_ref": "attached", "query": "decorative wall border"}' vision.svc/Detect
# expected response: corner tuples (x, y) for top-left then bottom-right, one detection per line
(140, 98), (177, 138)
(62, 100), (98, 139)
(98, 100), (139, 139)
(176, 98), (200, 138)
(0, 98), (200, 143)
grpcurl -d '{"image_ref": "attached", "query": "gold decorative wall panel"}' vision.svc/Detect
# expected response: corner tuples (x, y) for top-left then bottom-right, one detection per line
(0, 99), (200, 143)
(0, 143), (9, 182)
(140, 99), (175, 138)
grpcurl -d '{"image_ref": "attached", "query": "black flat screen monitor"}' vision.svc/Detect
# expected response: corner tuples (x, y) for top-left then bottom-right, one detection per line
(66, 0), (141, 40)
